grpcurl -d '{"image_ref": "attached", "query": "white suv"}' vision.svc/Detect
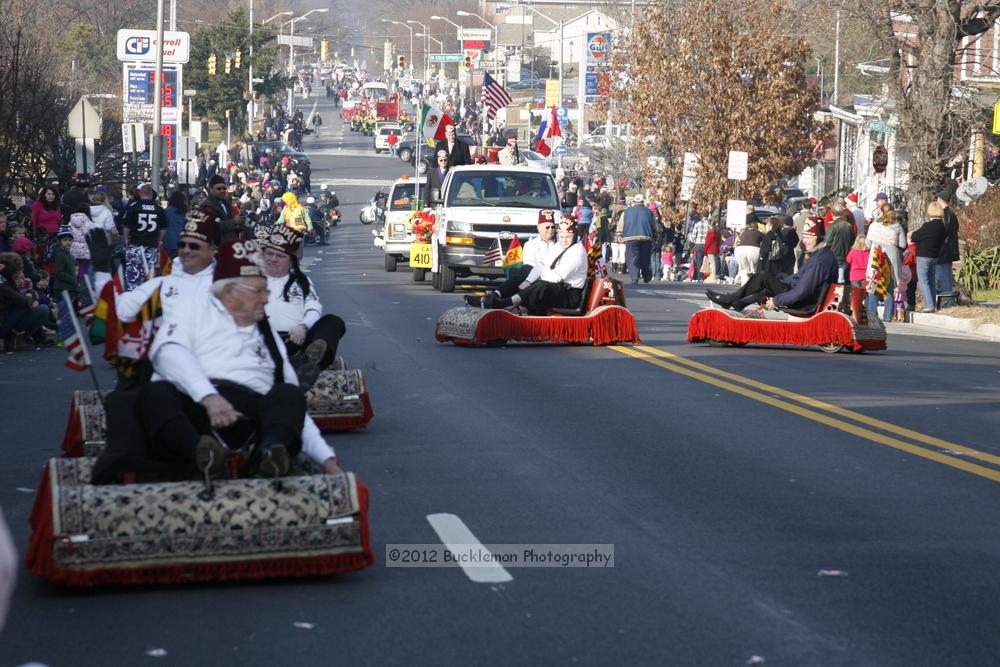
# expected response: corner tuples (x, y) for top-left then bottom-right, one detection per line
(383, 176), (427, 273)
(374, 124), (403, 154)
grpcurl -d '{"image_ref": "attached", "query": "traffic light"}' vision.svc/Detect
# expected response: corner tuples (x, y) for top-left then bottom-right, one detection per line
(464, 56), (472, 70)
(208, 53), (217, 75)
(224, 57), (232, 74)
(234, 49), (241, 69)
(398, 55), (406, 70)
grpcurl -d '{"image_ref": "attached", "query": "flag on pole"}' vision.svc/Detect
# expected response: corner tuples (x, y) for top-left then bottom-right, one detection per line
(421, 103), (454, 146)
(535, 106), (562, 157)
(483, 237), (503, 266)
(78, 274), (97, 326)
(502, 235), (523, 278)
(60, 291), (91, 371)
(482, 72), (512, 120)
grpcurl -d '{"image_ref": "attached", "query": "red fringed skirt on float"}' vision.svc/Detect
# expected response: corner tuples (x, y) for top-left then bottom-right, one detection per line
(434, 305), (640, 346)
(26, 457), (375, 586)
(687, 309), (887, 352)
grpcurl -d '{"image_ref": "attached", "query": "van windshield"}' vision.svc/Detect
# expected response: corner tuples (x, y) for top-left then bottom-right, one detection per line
(390, 183), (420, 211)
(445, 172), (559, 208)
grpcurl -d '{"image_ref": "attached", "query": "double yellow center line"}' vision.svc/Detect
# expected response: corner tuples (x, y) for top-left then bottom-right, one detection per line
(609, 344), (1000, 484)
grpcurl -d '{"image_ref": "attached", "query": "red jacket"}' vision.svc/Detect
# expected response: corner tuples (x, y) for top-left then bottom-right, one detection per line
(704, 229), (720, 254)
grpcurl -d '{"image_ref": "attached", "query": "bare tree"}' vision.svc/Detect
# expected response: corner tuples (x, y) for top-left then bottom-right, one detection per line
(605, 0), (829, 210)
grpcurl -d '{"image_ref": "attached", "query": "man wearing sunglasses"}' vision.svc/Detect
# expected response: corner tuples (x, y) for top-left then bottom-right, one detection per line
(465, 209), (559, 307)
(101, 208), (220, 323)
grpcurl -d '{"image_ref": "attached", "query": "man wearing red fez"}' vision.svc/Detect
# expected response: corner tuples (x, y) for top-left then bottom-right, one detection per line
(484, 216), (588, 313)
(465, 209), (559, 307)
(136, 240), (341, 478)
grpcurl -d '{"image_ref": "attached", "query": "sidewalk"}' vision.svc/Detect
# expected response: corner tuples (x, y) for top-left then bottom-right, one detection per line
(907, 308), (1000, 342)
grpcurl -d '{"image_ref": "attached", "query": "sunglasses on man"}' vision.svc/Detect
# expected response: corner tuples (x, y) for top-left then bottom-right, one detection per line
(177, 241), (204, 251)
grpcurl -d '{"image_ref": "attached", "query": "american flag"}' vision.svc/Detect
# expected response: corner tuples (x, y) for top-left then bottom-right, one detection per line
(60, 291), (91, 371)
(481, 72), (512, 120)
(78, 274), (97, 326)
(483, 237), (503, 265)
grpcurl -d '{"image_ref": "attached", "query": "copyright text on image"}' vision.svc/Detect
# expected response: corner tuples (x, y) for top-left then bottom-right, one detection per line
(385, 544), (615, 568)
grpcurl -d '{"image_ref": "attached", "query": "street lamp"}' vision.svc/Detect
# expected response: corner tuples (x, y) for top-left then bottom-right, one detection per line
(285, 8), (328, 111)
(247, 11), (291, 139)
(407, 20), (429, 80)
(432, 15), (465, 79)
(508, 3), (562, 104)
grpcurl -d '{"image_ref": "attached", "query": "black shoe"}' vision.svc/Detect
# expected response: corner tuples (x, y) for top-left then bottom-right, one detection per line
(464, 295), (483, 308)
(705, 290), (730, 308)
(731, 296), (762, 312)
(482, 291), (499, 308)
(258, 444), (290, 477)
(195, 435), (228, 475)
(296, 340), (327, 391)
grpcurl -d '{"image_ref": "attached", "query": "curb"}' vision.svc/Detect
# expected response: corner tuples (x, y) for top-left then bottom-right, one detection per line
(908, 311), (1000, 342)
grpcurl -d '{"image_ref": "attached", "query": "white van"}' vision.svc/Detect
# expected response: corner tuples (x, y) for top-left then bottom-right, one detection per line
(383, 176), (427, 273)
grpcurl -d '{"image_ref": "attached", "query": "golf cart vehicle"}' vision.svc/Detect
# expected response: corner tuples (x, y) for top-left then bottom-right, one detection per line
(435, 276), (639, 347)
(687, 283), (888, 353)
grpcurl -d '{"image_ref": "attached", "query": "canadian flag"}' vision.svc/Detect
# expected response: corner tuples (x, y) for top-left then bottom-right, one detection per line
(535, 106), (562, 157)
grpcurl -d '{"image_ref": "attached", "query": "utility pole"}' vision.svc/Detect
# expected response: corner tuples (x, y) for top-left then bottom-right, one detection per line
(151, 0), (165, 193)
(248, 0), (255, 138)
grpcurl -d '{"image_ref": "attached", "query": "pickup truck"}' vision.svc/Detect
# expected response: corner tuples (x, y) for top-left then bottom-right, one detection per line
(429, 165), (561, 292)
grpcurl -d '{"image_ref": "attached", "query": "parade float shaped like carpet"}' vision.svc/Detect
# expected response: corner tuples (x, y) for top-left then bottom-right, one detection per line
(687, 309), (887, 352)
(306, 369), (374, 432)
(60, 391), (108, 458)
(434, 305), (640, 346)
(26, 457), (375, 586)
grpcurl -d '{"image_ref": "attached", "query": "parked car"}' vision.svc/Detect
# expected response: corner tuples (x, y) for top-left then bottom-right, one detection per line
(396, 133), (477, 165)
(508, 73), (545, 90)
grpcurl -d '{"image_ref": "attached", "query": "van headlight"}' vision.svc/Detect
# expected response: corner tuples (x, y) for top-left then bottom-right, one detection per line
(447, 220), (472, 233)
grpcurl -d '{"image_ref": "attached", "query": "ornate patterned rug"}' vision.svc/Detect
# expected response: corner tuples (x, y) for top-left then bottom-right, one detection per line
(27, 457), (375, 586)
(60, 391), (108, 458)
(306, 369), (374, 432)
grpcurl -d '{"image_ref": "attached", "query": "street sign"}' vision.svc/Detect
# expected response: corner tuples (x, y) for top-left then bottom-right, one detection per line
(555, 106), (569, 127)
(459, 28), (491, 42)
(993, 100), (1000, 135)
(545, 80), (560, 107)
(430, 53), (465, 63)
(121, 123), (146, 153)
(68, 97), (102, 140)
(680, 152), (700, 201)
(554, 144), (568, 156)
(726, 200), (747, 229)
(116, 29), (190, 64)
(175, 136), (198, 162)
(727, 150), (749, 180)
(277, 34), (313, 48)
(506, 56), (521, 83)
(183, 89), (197, 96)
(74, 138), (96, 174)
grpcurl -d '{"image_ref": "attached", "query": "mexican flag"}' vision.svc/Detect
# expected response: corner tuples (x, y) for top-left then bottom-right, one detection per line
(421, 103), (454, 146)
(502, 235), (523, 278)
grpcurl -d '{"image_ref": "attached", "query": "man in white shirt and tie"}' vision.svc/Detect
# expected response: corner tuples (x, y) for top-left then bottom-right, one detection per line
(136, 240), (340, 479)
(465, 209), (560, 307)
(484, 217), (589, 314)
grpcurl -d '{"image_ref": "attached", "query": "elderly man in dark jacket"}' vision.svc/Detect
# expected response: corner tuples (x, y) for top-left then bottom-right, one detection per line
(622, 194), (655, 283)
(706, 245), (839, 312)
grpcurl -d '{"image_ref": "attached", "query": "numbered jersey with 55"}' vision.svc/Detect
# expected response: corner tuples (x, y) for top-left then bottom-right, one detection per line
(125, 201), (167, 248)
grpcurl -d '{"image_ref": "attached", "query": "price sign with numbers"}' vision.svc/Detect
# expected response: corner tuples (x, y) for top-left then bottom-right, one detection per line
(409, 243), (433, 269)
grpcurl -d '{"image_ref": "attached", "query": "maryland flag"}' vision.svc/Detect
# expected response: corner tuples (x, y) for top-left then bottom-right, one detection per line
(502, 235), (523, 278)
(866, 245), (892, 300)
(90, 265), (166, 380)
(586, 227), (607, 278)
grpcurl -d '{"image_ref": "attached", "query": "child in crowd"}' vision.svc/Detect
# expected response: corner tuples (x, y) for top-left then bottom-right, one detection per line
(846, 235), (870, 289)
(893, 263), (912, 322)
(34, 270), (57, 331)
(661, 245), (675, 281)
(68, 204), (94, 281)
(52, 226), (78, 311)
